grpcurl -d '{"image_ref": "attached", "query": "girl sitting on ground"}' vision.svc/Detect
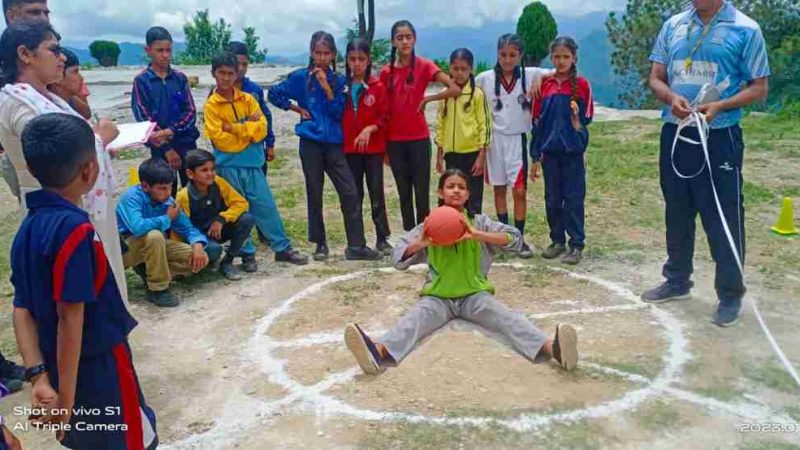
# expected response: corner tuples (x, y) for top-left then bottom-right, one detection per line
(344, 169), (579, 375)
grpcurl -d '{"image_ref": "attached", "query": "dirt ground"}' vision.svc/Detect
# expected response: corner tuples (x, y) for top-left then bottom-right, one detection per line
(1, 96), (799, 449)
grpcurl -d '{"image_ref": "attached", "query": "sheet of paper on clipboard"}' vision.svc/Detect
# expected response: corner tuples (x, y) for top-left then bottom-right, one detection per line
(107, 121), (157, 151)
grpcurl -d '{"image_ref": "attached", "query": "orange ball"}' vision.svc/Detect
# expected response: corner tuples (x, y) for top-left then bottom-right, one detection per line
(424, 206), (467, 246)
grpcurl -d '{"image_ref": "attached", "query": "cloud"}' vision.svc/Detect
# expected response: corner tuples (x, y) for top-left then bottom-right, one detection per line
(49, 0), (625, 53)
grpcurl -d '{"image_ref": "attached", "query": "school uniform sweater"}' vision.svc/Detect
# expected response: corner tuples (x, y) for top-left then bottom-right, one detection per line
(268, 67), (346, 144)
(131, 66), (200, 157)
(342, 76), (389, 154)
(240, 76), (276, 150)
(435, 83), (492, 153)
(175, 176), (249, 231)
(204, 88), (268, 168)
(531, 76), (594, 161)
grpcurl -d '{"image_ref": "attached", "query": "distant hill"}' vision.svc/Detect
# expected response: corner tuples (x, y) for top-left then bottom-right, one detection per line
(66, 42), (186, 67)
(66, 12), (623, 106)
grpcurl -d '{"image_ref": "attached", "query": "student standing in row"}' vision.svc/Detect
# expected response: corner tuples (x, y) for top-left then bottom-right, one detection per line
(270, 31), (381, 262)
(531, 37), (594, 265)
(476, 34), (552, 258)
(131, 26), (200, 195)
(435, 47), (491, 217)
(380, 20), (461, 232)
(204, 52), (308, 266)
(342, 38), (393, 255)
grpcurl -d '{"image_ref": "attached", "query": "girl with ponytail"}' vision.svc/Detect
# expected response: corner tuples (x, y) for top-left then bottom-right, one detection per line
(269, 31), (381, 262)
(342, 38), (393, 256)
(530, 36), (594, 265)
(379, 20), (461, 232)
(475, 33), (554, 259)
(434, 48), (490, 217)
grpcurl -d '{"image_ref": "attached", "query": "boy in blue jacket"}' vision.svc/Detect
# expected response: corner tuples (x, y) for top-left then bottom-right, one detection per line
(117, 159), (221, 308)
(269, 31), (379, 262)
(132, 26), (200, 195)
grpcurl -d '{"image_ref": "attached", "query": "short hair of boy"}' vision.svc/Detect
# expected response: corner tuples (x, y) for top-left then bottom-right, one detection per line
(61, 46), (78, 69)
(227, 41), (248, 58)
(211, 51), (237, 73)
(184, 149), (215, 172)
(138, 158), (175, 186)
(145, 26), (172, 46)
(21, 112), (96, 188)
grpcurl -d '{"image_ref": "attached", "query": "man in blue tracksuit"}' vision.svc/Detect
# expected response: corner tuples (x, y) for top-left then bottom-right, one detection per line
(131, 27), (200, 195)
(643, 0), (770, 327)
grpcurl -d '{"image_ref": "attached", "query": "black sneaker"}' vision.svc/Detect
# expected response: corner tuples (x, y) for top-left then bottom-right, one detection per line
(712, 298), (743, 328)
(312, 243), (329, 262)
(0, 377), (22, 394)
(542, 242), (567, 259)
(641, 281), (693, 304)
(275, 248), (310, 265)
(344, 324), (385, 375)
(146, 289), (180, 308)
(345, 246), (382, 261)
(220, 260), (243, 281)
(553, 324), (579, 371)
(376, 239), (394, 257)
(519, 242), (534, 259)
(0, 359), (24, 381)
(240, 255), (258, 273)
(562, 247), (584, 265)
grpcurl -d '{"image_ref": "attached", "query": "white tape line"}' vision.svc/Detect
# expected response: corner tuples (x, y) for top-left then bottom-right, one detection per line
(751, 301), (800, 388)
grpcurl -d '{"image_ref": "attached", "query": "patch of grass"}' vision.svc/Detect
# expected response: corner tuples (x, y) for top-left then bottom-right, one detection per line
(636, 399), (687, 432)
(744, 181), (777, 205)
(0, 210), (20, 357)
(694, 383), (745, 402)
(275, 184), (303, 209)
(784, 405), (800, 422)
(359, 419), (613, 450)
(115, 147), (145, 161)
(744, 362), (800, 394)
(741, 441), (800, 450)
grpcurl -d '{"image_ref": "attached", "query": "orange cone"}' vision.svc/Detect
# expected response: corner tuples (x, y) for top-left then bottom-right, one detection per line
(771, 197), (799, 236)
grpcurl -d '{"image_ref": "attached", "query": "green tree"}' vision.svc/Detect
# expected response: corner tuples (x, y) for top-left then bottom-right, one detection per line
(607, 0), (800, 107)
(88, 40), (121, 67)
(516, 2), (558, 67)
(243, 26), (268, 63)
(178, 9), (232, 64)
(769, 34), (800, 108)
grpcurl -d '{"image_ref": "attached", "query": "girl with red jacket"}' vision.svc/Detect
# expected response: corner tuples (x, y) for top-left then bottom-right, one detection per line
(343, 38), (393, 255)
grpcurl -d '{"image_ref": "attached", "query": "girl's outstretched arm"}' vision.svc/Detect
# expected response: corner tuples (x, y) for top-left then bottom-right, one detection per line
(393, 225), (429, 269)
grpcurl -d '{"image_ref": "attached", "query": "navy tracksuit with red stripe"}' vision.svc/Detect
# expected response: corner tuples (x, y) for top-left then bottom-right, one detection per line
(11, 190), (157, 450)
(531, 76), (594, 249)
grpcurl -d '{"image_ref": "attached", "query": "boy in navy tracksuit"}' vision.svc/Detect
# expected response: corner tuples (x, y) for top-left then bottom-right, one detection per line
(11, 113), (157, 450)
(269, 31), (379, 262)
(530, 37), (594, 265)
(132, 26), (200, 194)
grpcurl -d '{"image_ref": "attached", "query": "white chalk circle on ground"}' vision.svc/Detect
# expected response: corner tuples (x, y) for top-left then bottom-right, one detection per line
(166, 264), (794, 449)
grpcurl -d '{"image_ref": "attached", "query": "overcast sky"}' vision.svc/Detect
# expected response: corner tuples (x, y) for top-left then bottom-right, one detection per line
(45, 0), (625, 53)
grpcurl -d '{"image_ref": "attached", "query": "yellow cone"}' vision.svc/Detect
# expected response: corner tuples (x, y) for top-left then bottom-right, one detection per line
(771, 197), (799, 236)
(128, 167), (140, 187)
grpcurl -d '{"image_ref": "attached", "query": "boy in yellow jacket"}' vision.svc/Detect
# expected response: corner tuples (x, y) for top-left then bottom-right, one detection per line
(204, 52), (308, 266)
(176, 150), (255, 280)
(435, 48), (492, 216)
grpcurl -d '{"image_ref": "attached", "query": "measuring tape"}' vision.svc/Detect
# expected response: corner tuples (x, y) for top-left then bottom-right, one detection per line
(672, 111), (800, 389)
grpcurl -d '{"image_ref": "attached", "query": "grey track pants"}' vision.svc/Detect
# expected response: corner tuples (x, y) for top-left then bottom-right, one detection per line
(379, 291), (549, 364)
